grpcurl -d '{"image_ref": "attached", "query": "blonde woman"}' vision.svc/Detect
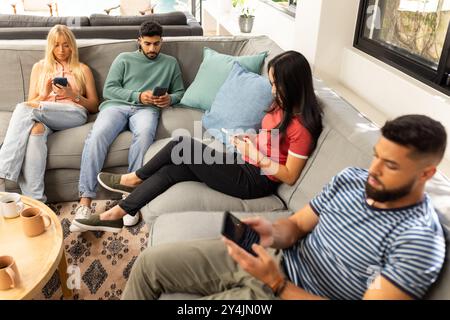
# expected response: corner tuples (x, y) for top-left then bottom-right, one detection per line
(0, 25), (99, 202)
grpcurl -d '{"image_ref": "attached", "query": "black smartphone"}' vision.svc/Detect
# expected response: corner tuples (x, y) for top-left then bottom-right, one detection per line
(53, 77), (68, 87)
(221, 211), (260, 256)
(153, 86), (168, 97)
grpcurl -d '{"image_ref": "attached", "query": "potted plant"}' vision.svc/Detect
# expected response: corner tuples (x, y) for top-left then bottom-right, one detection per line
(232, 0), (255, 33)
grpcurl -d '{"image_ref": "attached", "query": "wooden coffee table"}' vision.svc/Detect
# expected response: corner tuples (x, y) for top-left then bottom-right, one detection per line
(0, 193), (71, 299)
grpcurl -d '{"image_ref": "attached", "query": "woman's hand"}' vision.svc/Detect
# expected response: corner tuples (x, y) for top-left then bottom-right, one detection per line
(39, 78), (54, 100)
(52, 82), (76, 100)
(231, 136), (263, 164)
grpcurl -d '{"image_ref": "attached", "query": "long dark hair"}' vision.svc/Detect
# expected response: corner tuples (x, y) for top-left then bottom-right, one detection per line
(267, 51), (323, 152)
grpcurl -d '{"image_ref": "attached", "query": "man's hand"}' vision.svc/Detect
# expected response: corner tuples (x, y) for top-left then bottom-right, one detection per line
(241, 217), (274, 248)
(222, 237), (284, 292)
(153, 93), (171, 108)
(140, 91), (171, 108)
(139, 90), (154, 105)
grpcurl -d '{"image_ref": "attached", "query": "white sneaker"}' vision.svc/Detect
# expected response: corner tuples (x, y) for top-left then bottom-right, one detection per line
(69, 205), (92, 232)
(123, 213), (140, 227)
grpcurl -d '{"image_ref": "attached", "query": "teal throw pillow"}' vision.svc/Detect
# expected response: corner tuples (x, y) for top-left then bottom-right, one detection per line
(180, 47), (268, 111)
(202, 62), (273, 146)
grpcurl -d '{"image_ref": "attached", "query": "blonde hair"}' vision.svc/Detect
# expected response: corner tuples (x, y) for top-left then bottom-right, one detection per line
(38, 25), (86, 95)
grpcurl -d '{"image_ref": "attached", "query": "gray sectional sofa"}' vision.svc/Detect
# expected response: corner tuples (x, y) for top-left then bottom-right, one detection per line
(0, 11), (202, 39)
(0, 36), (448, 299)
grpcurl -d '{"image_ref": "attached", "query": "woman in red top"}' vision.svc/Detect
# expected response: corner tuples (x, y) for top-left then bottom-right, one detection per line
(73, 51), (323, 232)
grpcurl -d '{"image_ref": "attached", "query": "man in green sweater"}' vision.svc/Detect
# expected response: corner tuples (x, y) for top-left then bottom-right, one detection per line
(71, 21), (185, 231)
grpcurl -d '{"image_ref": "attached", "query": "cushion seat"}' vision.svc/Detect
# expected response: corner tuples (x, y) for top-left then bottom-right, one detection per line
(140, 182), (287, 226)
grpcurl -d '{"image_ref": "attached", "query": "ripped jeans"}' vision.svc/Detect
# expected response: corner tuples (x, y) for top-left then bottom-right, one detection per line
(0, 102), (88, 202)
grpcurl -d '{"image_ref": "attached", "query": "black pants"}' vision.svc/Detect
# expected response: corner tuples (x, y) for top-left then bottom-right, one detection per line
(119, 136), (279, 215)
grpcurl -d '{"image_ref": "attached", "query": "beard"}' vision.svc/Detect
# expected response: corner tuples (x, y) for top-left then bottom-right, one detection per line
(144, 51), (158, 60)
(365, 175), (416, 203)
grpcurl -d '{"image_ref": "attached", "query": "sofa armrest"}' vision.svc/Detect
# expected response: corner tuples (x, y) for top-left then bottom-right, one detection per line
(150, 210), (292, 247)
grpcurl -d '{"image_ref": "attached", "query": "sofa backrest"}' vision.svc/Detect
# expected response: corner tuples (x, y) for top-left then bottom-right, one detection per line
(0, 14), (90, 28)
(89, 12), (187, 26)
(0, 36), (281, 110)
(277, 79), (379, 210)
(0, 12), (202, 39)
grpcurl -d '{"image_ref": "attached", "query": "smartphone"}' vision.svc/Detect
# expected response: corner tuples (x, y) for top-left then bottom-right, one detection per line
(53, 77), (68, 87)
(221, 211), (260, 256)
(221, 128), (229, 135)
(153, 86), (168, 97)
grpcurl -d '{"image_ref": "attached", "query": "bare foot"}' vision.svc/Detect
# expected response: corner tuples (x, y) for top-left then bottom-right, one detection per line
(120, 173), (142, 187)
(99, 205), (127, 220)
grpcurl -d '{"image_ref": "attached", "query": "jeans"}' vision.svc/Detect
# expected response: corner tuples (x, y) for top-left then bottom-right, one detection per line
(122, 239), (282, 300)
(0, 102), (88, 202)
(119, 136), (278, 216)
(79, 105), (160, 199)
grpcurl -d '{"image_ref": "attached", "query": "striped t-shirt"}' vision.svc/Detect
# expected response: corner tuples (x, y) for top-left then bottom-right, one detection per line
(282, 167), (446, 299)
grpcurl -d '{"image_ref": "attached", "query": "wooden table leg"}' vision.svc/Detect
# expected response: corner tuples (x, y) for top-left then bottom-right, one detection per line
(58, 251), (72, 299)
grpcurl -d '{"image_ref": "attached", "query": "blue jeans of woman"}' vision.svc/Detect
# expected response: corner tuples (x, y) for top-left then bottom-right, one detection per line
(0, 102), (88, 202)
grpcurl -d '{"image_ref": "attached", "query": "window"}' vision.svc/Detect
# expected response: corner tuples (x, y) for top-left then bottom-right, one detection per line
(260, 0), (297, 17)
(354, 0), (450, 95)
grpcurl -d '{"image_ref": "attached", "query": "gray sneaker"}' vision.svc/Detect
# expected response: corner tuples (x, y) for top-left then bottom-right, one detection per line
(97, 172), (135, 196)
(72, 213), (124, 233)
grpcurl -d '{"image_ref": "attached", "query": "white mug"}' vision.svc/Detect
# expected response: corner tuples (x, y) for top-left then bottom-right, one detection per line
(0, 193), (24, 219)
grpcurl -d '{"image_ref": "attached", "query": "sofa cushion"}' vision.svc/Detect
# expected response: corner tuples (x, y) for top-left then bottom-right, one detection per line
(202, 62), (272, 145)
(180, 47), (268, 111)
(156, 105), (204, 140)
(150, 211), (292, 247)
(89, 12), (187, 26)
(46, 122), (131, 170)
(140, 182), (286, 226)
(0, 14), (90, 27)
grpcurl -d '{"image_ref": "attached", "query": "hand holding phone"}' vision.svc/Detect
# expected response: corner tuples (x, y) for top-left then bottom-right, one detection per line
(153, 86), (168, 97)
(221, 211), (260, 256)
(53, 77), (68, 87)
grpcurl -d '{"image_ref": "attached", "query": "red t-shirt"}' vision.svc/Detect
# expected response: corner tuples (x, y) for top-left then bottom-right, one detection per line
(243, 104), (313, 181)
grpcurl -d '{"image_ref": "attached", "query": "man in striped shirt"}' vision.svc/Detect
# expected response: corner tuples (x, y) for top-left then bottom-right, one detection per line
(122, 115), (447, 300)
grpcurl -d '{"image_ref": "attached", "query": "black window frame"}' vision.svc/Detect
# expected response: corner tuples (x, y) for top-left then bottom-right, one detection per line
(354, 0), (450, 95)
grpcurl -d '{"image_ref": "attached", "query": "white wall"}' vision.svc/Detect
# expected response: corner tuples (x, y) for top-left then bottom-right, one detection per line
(293, 0), (450, 176)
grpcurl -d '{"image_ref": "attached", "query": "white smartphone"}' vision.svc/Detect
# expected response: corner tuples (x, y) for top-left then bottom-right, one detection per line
(221, 128), (229, 134)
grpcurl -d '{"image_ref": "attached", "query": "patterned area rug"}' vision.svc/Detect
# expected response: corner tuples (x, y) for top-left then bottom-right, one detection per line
(32, 200), (149, 300)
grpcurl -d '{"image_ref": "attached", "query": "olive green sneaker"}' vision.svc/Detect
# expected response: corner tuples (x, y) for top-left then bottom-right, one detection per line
(97, 172), (135, 196)
(72, 213), (124, 233)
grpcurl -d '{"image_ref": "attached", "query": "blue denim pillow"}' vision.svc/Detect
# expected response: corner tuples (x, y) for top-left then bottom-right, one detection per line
(202, 62), (273, 145)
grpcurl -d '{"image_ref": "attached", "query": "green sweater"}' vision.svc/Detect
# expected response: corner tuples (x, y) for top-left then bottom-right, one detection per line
(100, 50), (185, 111)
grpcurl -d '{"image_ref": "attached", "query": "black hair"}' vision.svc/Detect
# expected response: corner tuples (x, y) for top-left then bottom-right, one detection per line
(381, 115), (447, 161)
(267, 51), (323, 153)
(139, 21), (163, 38)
